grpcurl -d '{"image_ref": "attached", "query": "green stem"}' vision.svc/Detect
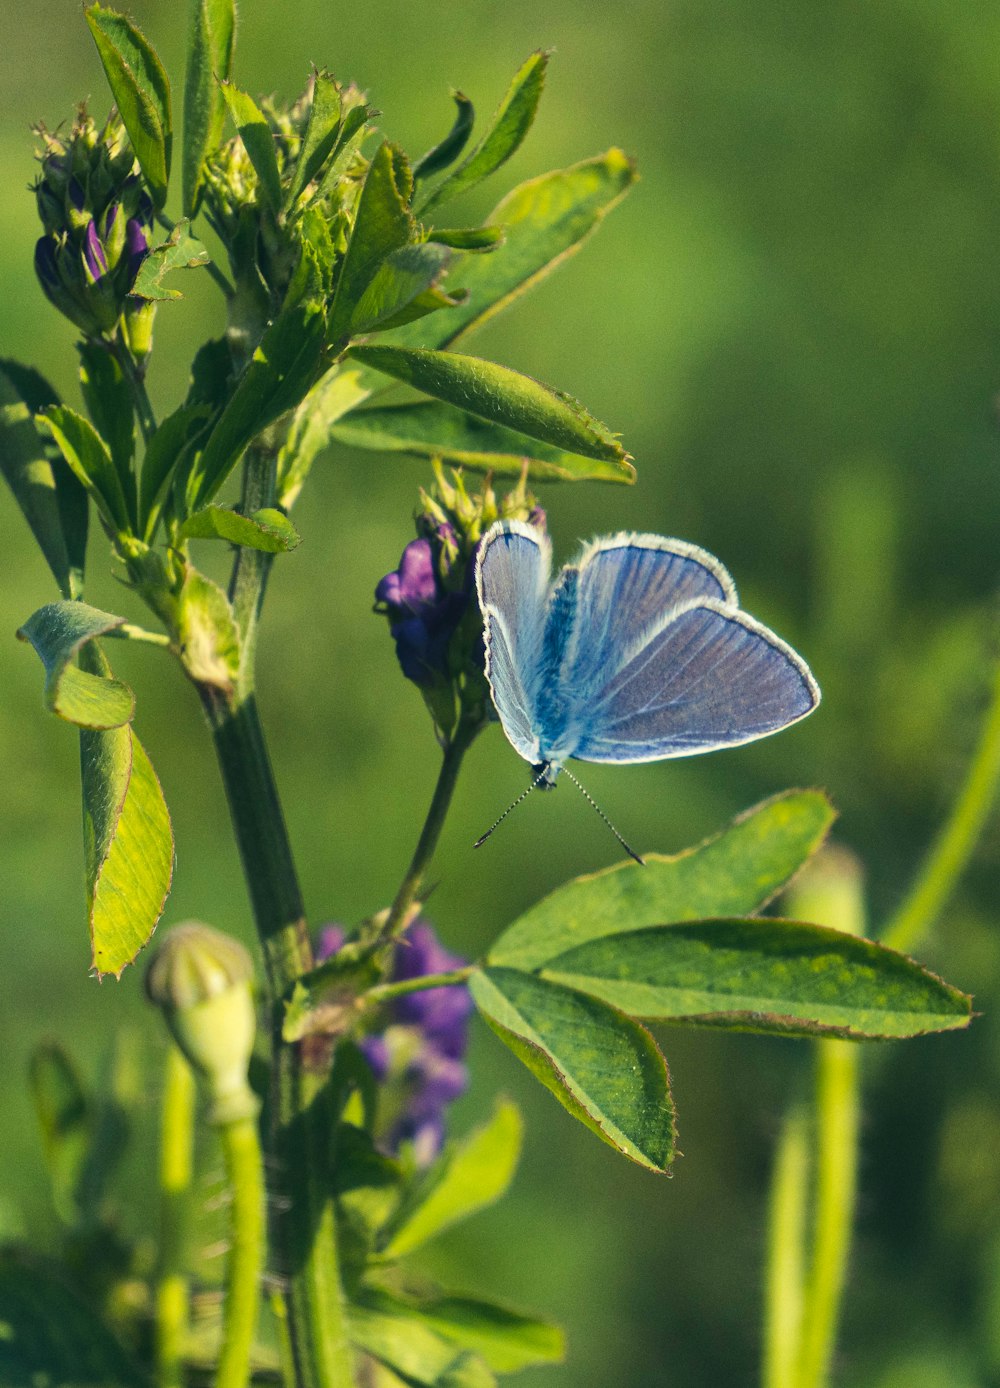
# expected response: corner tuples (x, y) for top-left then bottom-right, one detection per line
(113, 333), (157, 443)
(229, 443), (278, 686)
(882, 658), (1000, 955)
(155, 1045), (196, 1388)
(763, 1103), (810, 1388)
(380, 727), (474, 943)
(797, 1041), (860, 1388)
(202, 687), (354, 1388)
(367, 966), (475, 1006)
(216, 1115), (267, 1388)
(106, 622), (172, 648)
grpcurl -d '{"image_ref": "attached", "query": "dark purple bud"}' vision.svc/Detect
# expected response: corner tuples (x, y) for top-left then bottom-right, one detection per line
(315, 923), (346, 962)
(376, 538), (471, 687)
(376, 538), (437, 611)
(391, 1108), (446, 1166)
(124, 218), (149, 280)
(34, 236), (61, 292)
(68, 176), (85, 212)
(392, 921), (472, 1058)
(82, 220), (108, 281)
(102, 202), (119, 239)
(410, 1049), (468, 1106)
(527, 505), (547, 531)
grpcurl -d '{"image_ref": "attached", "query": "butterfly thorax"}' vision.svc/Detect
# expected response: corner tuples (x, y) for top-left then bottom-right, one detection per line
(532, 761), (561, 788)
(531, 567), (586, 765)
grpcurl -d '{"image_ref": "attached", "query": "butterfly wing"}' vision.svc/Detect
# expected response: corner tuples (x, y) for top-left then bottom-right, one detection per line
(573, 597), (819, 763)
(476, 520), (553, 764)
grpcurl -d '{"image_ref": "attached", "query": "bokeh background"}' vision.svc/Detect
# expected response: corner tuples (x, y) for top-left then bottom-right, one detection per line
(2, 2), (1000, 1384)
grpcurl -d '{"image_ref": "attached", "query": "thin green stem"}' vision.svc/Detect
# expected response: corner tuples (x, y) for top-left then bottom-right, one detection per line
(797, 1040), (860, 1388)
(155, 1045), (196, 1388)
(763, 1103), (810, 1388)
(380, 727), (474, 944)
(113, 332), (157, 443)
(106, 622), (172, 648)
(229, 443), (278, 687)
(882, 658), (1000, 955)
(367, 966), (475, 1006)
(216, 1115), (267, 1388)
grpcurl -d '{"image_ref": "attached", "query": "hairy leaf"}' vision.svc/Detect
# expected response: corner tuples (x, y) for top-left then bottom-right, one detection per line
(86, 4), (172, 208)
(348, 345), (630, 470)
(18, 601), (134, 729)
(471, 969), (674, 1171)
(286, 70), (343, 208)
(179, 503), (300, 551)
(490, 790), (836, 970)
(350, 243), (452, 335)
(220, 82), (283, 211)
(182, 0), (235, 215)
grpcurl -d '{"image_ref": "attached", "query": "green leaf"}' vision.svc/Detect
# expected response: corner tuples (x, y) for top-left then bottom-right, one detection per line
(17, 601), (134, 730)
(81, 658), (173, 978)
(347, 345), (630, 471)
(182, 0), (235, 216)
(40, 405), (131, 535)
(328, 142), (416, 346)
(427, 226), (505, 252)
(0, 364), (86, 599)
(139, 403), (211, 541)
(179, 503), (301, 551)
(275, 362), (376, 508)
(85, 4), (172, 209)
(420, 52), (548, 215)
(329, 398), (634, 484)
(286, 70), (343, 208)
(413, 91), (475, 182)
(78, 343), (135, 522)
(350, 243), (453, 335)
(131, 219), (210, 301)
(191, 296), (326, 509)
(0, 1246), (146, 1388)
(174, 570), (240, 689)
(29, 1043), (91, 1227)
(372, 1291), (564, 1374)
(348, 1293), (496, 1387)
(470, 969), (674, 1171)
(539, 918), (972, 1039)
(380, 1100), (522, 1260)
(220, 81), (283, 212)
(490, 790), (836, 971)
(393, 149), (638, 352)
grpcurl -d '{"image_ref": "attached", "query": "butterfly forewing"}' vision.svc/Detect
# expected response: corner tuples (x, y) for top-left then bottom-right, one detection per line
(574, 599), (819, 764)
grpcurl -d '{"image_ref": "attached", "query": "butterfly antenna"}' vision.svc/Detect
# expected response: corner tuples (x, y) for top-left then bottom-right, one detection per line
(561, 767), (645, 866)
(473, 767), (548, 849)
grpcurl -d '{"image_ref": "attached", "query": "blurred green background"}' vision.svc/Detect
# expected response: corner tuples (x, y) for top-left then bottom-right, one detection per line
(3, 1), (1000, 1384)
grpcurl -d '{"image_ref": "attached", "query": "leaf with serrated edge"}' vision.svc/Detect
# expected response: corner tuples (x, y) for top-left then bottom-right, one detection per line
(18, 601), (134, 729)
(490, 790), (835, 971)
(182, 0), (235, 215)
(471, 969), (674, 1171)
(380, 1100), (522, 1259)
(286, 70), (342, 208)
(131, 221), (210, 301)
(347, 345), (629, 470)
(86, 4), (171, 207)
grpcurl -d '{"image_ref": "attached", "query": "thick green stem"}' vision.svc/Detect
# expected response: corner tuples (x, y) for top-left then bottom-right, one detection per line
(203, 687), (354, 1388)
(155, 1045), (196, 1388)
(380, 728), (473, 943)
(229, 443), (278, 682)
(763, 1103), (810, 1388)
(216, 1115), (267, 1388)
(882, 658), (1000, 955)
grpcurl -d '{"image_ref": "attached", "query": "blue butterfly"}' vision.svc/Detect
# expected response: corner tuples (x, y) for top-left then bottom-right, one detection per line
(475, 521), (819, 854)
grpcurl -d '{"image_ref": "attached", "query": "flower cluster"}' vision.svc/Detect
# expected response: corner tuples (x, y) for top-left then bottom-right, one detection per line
(33, 110), (154, 352)
(375, 465), (546, 740)
(318, 918), (472, 1166)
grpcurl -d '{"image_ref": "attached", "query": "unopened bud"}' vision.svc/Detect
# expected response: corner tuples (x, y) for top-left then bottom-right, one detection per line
(783, 844), (866, 937)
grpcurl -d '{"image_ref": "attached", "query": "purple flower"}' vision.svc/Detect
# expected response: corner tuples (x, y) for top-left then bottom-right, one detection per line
(82, 219), (108, 281)
(375, 537), (469, 686)
(124, 218), (149, 283)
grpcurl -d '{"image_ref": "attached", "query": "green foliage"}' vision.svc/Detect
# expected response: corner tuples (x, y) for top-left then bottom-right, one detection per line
(376, 1292), (564, 1374)
(348, 1294), (496, 1386)
(182, 0), (235, 216)
(348, 345), (632, 471)
(349, 243), (456, 336)
(179, 503), (301, 552)
(471, 969), (675, 1172)
(219, 81), (284, 212)
(40, 406), (132, 536)
(77, 346), (135, 514)
(413, 91), (475, 184)
(130, 220), (210, 301)
(17, 601), (134, 729)
(85, 4), (172, 209)
(285, 69), (343, 210)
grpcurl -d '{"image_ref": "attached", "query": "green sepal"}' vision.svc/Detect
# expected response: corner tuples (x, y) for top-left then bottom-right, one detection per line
(358, 1288), (564, 1375)
(328, 398), (634, 484)
(17, 601), (134, 729)
(80, 644), (173, 977)
(538, 918), (972, 1039)
(470, 969), (675, 1172)
(286, 69), (343, 209)
(0, 1246), (146, 1387)
(350, 243), (453, 336)
(413, 91), (475, 183)
(328, 141), (415, 347)
(85, 4), (172, 209)
(0, 363), (87, 599)
(419, 52), (549, 215)
(182, 0), (236, 216)
(220, 81), (283, 212)
(77, 344), (135, 520)
(179, 504), (301, 552)
(379, 1100), (522, 1260)
(490, 789), (837, 970)
(426, 226), (505, 252)
(348, 1291), (496, 1387)
(282, 950), (381, 1043)
(39, 405), (132, 536)
(348, 344), (632, 472)
(131, 220), (210, 301)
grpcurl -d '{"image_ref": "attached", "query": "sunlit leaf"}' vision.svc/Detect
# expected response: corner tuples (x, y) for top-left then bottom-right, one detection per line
(179, 503), (301, 552)
(370, 1290), (564, 1374)
(220, 82), (283, 211)
(427, 226), (505, 252)
(182, 0), (235, 216)
(350, 243), (453, 335)
(39, 405), (131, 535)
(17, 601), (134, 730)
(286, 69), (343, 208)
(131, 220), (210, 301)
(413, 91), (475, 182)
(348, 1292), (496, 1387)
(86, 4), (171, 208)
(490, 790), (836, 970)
(139, 402), (210, 541)
(471, 969), (674, 1171)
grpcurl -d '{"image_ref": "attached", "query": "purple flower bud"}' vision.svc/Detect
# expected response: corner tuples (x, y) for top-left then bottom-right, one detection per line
(375, 537), (470, 687)
(375, 537), (437, 610)
(315, 923), (346, 962)
(102, 202), (119, 239)
(527, 505), (547, 531)
(82, 219), (108, 281)
(124, 217), (149, 282)
(392, 921), (472, 1059)
(34, 236), (61, 292)
(67, 176), (85, 212)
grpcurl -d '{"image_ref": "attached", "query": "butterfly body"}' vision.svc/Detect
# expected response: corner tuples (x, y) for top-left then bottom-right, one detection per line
(475, 520), (819, 787)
